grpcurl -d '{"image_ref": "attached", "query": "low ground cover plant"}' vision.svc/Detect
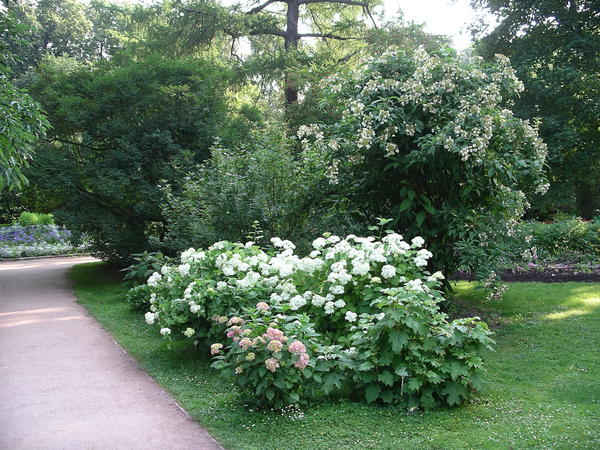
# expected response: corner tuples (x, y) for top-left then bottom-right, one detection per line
(0, 223), (87, 258)
(134, 229), (493, 409)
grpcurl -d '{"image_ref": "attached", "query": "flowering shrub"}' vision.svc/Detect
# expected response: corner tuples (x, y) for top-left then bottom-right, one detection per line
(298, 48), (549, 294)
(139, 230), (493, 409)
(0, 224), (87, 258)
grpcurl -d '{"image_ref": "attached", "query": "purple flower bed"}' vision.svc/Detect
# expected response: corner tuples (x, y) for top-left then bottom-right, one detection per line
(0, 225), (88, 258)
(0, 225), (72, 246)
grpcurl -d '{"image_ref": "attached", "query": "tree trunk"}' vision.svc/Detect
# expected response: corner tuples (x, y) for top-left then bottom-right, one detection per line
(284, 0), (300, 105)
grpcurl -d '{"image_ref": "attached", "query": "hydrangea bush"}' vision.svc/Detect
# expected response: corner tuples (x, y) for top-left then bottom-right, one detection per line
(297, 48), (549, 295)
(139, 231), (493, 409)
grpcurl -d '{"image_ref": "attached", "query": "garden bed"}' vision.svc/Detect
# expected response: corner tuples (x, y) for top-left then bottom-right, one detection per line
(455, 263), (600, 283)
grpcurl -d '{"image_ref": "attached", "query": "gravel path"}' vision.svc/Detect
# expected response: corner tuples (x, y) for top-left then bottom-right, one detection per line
(0, 256), (221, 450)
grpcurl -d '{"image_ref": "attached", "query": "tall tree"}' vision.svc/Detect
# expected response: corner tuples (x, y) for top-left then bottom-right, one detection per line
(472, 0), (600, 218)
(173, 0), (381, 106)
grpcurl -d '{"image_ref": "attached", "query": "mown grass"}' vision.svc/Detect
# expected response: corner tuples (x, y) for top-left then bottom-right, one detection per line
(71, 262), (600, 449)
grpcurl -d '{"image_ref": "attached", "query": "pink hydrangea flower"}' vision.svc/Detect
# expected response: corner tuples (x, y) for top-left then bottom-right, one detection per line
(265, 327), (285, 341)
(226, 326), (241, 338)
(239, 338), (253, 349)
(267, 340), (283, 352)
(265, 358), (280, 373)
(288, 340), (307, 354)
(210, 343), (223, 355)
(256, 302), (270, 311)
(227, 316), (244, 326)
(293, 352), (309, 369)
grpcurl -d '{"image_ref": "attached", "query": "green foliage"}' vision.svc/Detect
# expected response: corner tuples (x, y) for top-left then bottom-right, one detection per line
(121, 251), (173, 287)
(26, 54), (234, 264)
(473, 0), (600, 218)
(303, 48), (549, 291)
(0, 10), (49, 190)
(17, 211), (54, 225)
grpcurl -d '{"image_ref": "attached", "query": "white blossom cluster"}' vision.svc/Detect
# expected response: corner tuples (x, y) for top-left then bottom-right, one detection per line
(299, 48), (548, 196)
(143, 232), (446, 337)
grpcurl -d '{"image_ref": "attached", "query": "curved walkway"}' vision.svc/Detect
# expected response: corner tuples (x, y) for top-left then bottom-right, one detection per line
(0, 257), (221, 450)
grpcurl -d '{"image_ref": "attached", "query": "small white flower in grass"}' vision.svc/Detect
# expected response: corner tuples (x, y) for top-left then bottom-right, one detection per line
(177, 263), (191, 277)
(144, 312), (155, 325)
(345, 311), (357, 323)
(160, 327), (171, 336)
(381, 265), (396, 279)
(411, 236), (425, 248)
(183, 328), (195, 337)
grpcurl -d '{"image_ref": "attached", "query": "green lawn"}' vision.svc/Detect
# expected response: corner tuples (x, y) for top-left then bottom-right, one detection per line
(71, 262), (600, 449)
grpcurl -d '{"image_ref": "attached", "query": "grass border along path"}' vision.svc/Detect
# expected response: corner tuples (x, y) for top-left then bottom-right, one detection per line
(71, 261), (600, 449)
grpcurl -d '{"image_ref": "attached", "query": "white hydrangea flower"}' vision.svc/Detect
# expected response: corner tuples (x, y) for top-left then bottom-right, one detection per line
(289, 295), (307, 310)
(381, 265), (396, 279)
(190, 303), (201, 314)
(334, 299), (346, 308)
(160, 327), (171, 336)
(177, 263), (191, 277)
(216, 281), (227, 290)
(147, 272), (162, 287)
(432, 271), (445, 280)
(144, 312), (155, 325)
(411, 236), (425, 248)
(311, 295), (326, 307)
(345, 311), (358, 322)
(312, 237), (327, 249)
(329, 285), (344, 295)
(183, 327), (195, 337)
(324, 301), (335, 315)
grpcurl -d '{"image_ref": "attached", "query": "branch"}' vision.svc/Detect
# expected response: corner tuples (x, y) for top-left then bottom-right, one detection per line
(249, 29), (287, 37)
(298, 32), (360, 40)
(247, 0), (286, 14)
(300, 0), (378, 28)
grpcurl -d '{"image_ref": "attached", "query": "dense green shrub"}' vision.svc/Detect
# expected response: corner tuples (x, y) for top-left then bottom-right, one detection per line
(18, 211), (54, 226)
(26, 55), (250, 264)
(160, 127), (329, 254)
(301, 48), (549, 293)
(136, 229), (493, 409)
(516, 217), (600, 262)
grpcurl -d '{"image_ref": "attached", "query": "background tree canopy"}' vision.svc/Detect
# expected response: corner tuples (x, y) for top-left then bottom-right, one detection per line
(472, 0), (600, 218)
